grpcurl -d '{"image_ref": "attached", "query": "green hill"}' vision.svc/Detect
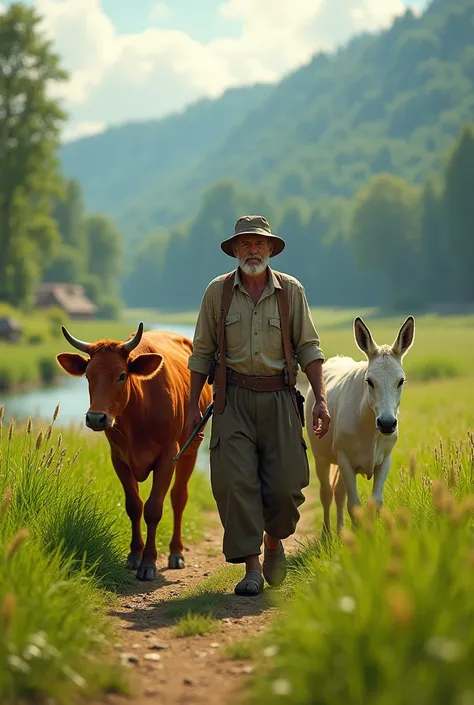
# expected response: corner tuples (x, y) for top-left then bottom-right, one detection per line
(61, 0), (474, 247)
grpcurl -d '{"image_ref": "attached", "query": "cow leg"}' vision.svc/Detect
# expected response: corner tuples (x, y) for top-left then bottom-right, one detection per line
(371, 454), (392, 509)
(112, 455), (144, 569)
(314, 457), (332, 537)
(337, 453), (361, 527)
(333, 468), (347, 535)
(137, 450), (176, 581)
(168, 450), (197, 569)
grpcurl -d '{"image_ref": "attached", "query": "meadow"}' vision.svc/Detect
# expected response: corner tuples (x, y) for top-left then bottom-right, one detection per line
(243, 314), (474, 705)
(0, 309), (473, 704)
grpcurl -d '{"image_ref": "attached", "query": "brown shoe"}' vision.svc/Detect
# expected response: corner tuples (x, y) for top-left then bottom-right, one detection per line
(263, 541), (287, 587)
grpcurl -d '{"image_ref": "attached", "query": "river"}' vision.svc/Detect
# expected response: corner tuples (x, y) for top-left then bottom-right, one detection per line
(2, 322), (197, 426)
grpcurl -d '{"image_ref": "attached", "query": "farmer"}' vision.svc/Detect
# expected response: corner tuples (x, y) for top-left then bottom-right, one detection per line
(186, 215), (330, 596)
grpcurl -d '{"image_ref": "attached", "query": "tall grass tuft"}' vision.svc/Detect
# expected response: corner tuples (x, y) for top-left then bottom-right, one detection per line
(248, 433), (474, 705)
(0, 404), (212, 702)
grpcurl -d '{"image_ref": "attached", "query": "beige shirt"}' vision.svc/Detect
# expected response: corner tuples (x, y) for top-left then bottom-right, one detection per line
(188, 267), (325, 377)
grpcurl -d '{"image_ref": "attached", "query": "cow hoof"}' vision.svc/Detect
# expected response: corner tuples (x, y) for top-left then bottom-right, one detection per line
(168, 553), (185, 569)
(136, 562), (157, 581)
(126, 554), (142, 570)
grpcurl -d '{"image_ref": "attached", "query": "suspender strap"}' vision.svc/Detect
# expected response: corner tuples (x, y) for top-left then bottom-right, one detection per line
(274, 272), (296, 388)
(214, 271), (236, 414)
(275, 272), (301, 421)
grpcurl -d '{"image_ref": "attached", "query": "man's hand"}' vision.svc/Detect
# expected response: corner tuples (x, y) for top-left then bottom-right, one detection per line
(312, 401), (331, 439)
(185, 405), (204, 442)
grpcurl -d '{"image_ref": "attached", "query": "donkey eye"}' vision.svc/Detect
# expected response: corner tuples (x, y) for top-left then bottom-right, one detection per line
(366, 378), (374, 388)
(117, 372), (127, 383)
(398, 378), (405, 388)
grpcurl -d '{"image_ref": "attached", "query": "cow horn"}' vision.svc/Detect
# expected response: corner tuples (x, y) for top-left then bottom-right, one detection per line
(122, 322), (144, 354)
(61, 325), (91, 353)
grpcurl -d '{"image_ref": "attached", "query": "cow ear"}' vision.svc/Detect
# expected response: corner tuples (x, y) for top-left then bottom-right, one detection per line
(354, 317), (378, 359)
(391, 316), (415, 359)
(128, 353), (163, 380)
(56, 353), (88, 377)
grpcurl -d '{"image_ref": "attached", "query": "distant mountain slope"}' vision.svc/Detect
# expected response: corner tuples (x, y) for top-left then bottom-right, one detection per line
(61, 0), (474, 245)
(59, 83), (273, 240)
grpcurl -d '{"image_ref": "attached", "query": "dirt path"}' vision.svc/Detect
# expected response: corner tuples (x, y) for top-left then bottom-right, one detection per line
(95, 489), (318, 705)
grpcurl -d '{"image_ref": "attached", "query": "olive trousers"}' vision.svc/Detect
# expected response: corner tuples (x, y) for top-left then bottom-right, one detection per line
(209, 384), (310, 563)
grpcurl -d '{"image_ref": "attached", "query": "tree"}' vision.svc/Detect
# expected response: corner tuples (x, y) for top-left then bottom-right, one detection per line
(53, 179), (85, 252)
(122, 231), (169, 308)
(83, 214), (123, 299)
(443, 124), (474, 301)
(0, 3), (68, 304)
(418, 179), (449, 303)
(350, 174), (420, 307)
(42, 244), (84, 283)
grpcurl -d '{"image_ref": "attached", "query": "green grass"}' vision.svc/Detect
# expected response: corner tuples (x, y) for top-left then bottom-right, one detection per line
(244, 367), (474, 704)
(164, 565), (244, 619)
(172, 612), (218, 638)
(0, 406), (213, 703)
(223, 639), (256, 661)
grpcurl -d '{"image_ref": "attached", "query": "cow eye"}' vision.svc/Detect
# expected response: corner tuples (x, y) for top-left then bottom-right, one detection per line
(398, 378), (405, 388)
(366, 378), (374, 388)
(118, 372), (127, 383)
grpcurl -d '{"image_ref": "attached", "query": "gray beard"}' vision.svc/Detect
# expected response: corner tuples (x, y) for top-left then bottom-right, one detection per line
(238, 255), (269, 277)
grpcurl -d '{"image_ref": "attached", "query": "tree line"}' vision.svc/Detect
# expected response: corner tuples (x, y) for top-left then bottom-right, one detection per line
(0, 4), (123, 316)
(124, 122), (474, 314)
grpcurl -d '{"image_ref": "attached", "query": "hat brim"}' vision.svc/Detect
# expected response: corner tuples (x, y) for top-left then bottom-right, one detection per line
(221, 229), (286, 258)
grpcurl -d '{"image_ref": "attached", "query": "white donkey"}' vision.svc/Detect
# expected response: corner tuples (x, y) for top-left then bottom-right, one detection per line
(305, 316), (415, 535)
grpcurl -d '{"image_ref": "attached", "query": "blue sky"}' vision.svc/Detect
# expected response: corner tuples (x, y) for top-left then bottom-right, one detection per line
(1, 0), (431, 140)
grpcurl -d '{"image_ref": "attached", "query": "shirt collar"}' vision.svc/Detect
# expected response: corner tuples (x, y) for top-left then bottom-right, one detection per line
(234, 266), (282, 292)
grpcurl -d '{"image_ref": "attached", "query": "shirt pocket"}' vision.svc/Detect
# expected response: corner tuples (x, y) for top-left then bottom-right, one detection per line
(268, 317), (282, 352)
(225, 312), (242, 349)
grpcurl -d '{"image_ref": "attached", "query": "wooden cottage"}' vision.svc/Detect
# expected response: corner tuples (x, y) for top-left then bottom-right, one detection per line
(34, 283), (98, 320)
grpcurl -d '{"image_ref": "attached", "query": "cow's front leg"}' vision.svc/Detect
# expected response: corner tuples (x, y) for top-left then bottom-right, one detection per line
(137, 450), (175, 581)
(337, 453), (361, 528)
(371, 454), (392, 509)
(112, 454), (144, 570)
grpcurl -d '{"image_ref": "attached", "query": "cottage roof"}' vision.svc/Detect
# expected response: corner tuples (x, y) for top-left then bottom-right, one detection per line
(35, 283), (98, 315)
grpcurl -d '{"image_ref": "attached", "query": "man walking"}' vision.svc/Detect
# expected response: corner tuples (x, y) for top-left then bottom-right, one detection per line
(186, 215), (330, 596)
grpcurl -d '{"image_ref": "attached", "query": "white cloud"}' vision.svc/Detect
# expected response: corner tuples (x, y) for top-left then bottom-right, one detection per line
(149, 2), (169, 23)
(62, 120), (106, 142)
(34, 0), (418, 141)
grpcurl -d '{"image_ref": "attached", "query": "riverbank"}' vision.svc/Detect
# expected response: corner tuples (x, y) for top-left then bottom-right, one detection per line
(2, 308), (474, 400)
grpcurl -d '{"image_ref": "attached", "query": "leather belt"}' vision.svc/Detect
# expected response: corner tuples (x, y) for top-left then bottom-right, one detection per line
(226, 368), (290, 392)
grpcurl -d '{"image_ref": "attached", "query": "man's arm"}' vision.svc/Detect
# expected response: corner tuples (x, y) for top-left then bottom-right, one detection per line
(290, 282), (331, 438)
(304, 359), (330, 438)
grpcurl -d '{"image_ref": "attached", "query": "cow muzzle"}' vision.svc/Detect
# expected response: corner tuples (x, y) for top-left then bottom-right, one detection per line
(86, 411), (113, 431)
(376, 415), (398, 435)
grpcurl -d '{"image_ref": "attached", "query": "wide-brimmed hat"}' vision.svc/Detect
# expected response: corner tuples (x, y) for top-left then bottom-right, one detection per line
(220, 215), (286, 258)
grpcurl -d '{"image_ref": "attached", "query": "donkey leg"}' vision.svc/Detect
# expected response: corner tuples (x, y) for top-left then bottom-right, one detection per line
(333, 467), (347, 535)
(315, 457), (332, 537)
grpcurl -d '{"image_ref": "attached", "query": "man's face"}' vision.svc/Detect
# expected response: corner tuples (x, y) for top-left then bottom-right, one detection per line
(233, 235), (273, 277)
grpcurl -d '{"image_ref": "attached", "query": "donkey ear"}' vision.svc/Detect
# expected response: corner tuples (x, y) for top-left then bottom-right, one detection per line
(391, 316), (415, 359)
(354, 317), (378, 359)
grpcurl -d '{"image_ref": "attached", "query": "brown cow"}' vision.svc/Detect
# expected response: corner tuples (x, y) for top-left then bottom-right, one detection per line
(56, 322), (212, 581)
